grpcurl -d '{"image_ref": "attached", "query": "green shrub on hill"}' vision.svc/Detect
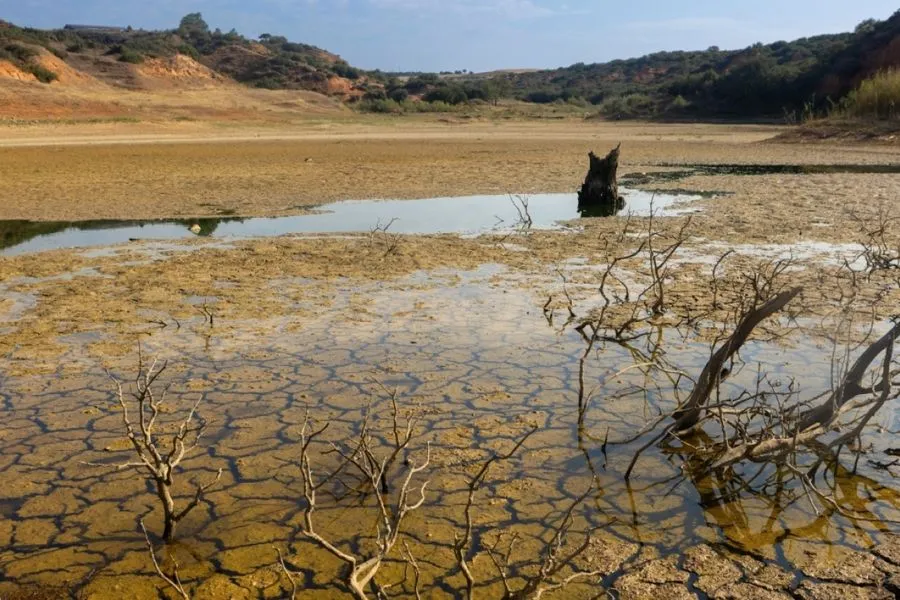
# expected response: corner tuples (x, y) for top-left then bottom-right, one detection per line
(118, 47), (144, 64)
(476, 9), (900, 119)
(26, 64), (57, 83)
(3, 43), (37, 62)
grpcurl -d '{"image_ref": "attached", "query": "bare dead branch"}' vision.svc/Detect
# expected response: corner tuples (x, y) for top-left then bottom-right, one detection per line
(710, 320), (898, 470)
(402, 541), (423, 600)
(510, 194), (533, 233)
(369, 218), (403, 258)
(796, 320), (900, 432)
(453, 427), (538, 599)
(275, 547), (299, 600)
(93, 355), (221, 542)
(672, 287), (802, 432)
(141, 520), (189, 600)
(296, 406), (431, 600)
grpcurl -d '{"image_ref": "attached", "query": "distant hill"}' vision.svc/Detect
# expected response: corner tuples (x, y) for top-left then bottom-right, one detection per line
(0, 13), (373, 97)
(473, 9), (900, 119)
(1, 10), (898, 121)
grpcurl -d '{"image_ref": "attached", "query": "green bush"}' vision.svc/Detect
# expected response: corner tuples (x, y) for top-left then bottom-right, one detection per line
(666, 94), (692, 114)
(357, 98), (460, 114)
(363, 89), (387, 101)
(254, 77), (282, 89)
(358, 98), (403, 113)
(332, 61), (361, 80)
(26, 64), (58, 83)
(406, 100), (456, 113)
(177, 44), (201, 60)
(4, 43), (37, 62)
(597, 96), (627, 119)
(50, 47), (68, 60)
(424, 85), (468, 105)
(524, 90), (559, 104)
(598, 93), (656, 119)
(566, 96), (590, 108)
(388, 87), (409, 102)
(404, 74), (439, 94)
(118, 47), (145, 64)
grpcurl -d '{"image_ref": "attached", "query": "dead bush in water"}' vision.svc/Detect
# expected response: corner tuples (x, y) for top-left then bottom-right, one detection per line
(554, 196), (900, 523)
(87, 349), (222, 543)
(560, 208), (693, 344)
(277, 398), (430, 600)
(593, 254), (900, 520)
(369, 217), (403, 258)
(141, 519), (190, 599)
(508, 194), (534, 234)
(849, 204), (900, 275)
(274, 398), (605, 599)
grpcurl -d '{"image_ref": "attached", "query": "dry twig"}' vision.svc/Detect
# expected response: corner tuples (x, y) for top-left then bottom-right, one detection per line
(296, 406), (430, 600)
(141, 519), (190, 599)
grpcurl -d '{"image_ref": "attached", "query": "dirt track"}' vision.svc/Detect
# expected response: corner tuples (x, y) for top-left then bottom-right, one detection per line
(2, 119), (900, 221)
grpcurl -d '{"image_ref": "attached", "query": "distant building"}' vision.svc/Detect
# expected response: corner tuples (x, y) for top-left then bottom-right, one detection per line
(63, 24), (126, 33)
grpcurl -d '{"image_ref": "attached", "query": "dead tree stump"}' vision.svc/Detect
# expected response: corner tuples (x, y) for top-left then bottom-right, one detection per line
(577, 144), (625, 217)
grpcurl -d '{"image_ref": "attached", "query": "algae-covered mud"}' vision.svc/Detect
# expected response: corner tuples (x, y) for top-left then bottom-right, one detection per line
(0, 241), (898, 599)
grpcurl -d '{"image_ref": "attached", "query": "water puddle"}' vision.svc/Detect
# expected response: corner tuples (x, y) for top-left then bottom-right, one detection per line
(0, 188), (699, 256)
(673, 241), (865, 269)
(622, 162), (900, 186)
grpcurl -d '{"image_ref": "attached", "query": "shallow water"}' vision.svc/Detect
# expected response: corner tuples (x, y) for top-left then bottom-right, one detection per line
(621, 162), (900, 186)
(0, 266), (896, 597)
(0, 188), (698, 256)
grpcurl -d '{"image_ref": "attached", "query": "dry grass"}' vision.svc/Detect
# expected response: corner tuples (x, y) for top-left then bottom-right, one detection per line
(838, 69), (900, 121)
(0, 76), (348, 123)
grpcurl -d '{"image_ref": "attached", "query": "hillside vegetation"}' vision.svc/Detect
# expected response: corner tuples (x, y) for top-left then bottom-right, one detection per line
(835, 68), (900, 120)
(358, 10), (900, 121)
(0, 13), (371, 96)
(467, 10), (900, 120)
(1, 10), (899, 123)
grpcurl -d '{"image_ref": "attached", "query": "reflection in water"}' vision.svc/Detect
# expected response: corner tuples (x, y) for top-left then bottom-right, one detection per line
(577, 196), (626, 218)
(0, 268), (896, 595)
(0, 189), (698, 255)
(0, 217), (243, 253)
(189, 218), (227, 237)
(660, 433), (900, 555)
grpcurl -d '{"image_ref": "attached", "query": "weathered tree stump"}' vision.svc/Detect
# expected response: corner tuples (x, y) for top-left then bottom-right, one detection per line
(577, 144), (625, 217)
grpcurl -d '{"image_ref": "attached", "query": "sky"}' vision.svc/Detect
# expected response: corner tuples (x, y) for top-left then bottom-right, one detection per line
(3, 1), (898, 72)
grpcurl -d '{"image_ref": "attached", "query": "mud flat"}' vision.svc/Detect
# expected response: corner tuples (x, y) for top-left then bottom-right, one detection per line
(1, 119), (899, 221)
(0, 120), (899, 598)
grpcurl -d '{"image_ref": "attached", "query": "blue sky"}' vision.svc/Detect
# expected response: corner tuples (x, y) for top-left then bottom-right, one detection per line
(4, 1), (897, 72)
